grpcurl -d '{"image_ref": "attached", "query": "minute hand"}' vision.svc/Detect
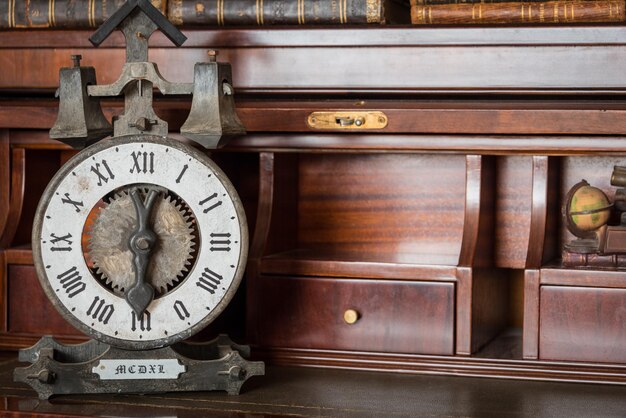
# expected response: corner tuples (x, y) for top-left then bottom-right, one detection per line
(126, 189), (159, 318)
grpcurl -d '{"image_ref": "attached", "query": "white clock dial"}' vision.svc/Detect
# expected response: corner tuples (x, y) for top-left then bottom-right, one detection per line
(32, 135), (248, 350)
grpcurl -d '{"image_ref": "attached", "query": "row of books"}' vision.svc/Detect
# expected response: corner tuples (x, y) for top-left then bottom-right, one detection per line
(0, 0), (623, 28)
(0, 0), (405, 28)
(411, 0), (624, 24)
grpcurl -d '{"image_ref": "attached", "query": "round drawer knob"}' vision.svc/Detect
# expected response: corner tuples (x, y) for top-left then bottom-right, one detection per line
(343, 309), (360, 325)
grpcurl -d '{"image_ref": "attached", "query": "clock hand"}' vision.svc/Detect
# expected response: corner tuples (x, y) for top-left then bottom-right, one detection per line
(126, 188), (159, 318)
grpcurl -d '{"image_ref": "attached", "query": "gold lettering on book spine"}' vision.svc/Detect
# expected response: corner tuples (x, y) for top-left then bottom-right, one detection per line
(553, 2), (558, 22)
(366, 0), (378, 23)
(339, 0), (344, 23)
(49, 0), (55, 26)
(168, 0), (183, 25)
(539, 3), (544, 22)
(88, 0), (94, 27)
(299, 0), (306, 24)
(8, 0), (13, 28)
(260, 0), (264, 24)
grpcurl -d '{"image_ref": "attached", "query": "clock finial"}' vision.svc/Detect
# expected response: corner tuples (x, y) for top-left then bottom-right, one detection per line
(89, 0), (187, 50)
(50, 0), (245, 150)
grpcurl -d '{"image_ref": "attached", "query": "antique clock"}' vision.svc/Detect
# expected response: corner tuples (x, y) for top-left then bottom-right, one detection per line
(14, 0), (263, 399)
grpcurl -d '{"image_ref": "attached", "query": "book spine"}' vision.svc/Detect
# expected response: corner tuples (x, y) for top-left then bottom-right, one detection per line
(0, 0), (167, 29)
(562, 251), (626, 268)
(410, 0), (579, 6)
(168, 0), (383, 26)
(411, 1), (625, 24)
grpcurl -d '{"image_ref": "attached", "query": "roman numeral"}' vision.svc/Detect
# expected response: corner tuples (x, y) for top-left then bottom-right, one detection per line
(131, 311), (151, 332)
(197, 267), (222, 294)
(209, 233), (231, 252)
(176, 164), (188, 184)
(130, 151), (155, 174)
(173, 300), (190, 321)
(90, 159), (115, 186)
(56, 266), (85, 298)
(61, 193), (84, 213)
(50, 233), (72, 252)
(86, 296), (114, 324)
(199, 193), (222, 213)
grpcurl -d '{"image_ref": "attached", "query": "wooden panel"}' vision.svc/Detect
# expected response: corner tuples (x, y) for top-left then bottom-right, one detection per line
(11, 150), (61, 247)
(13, 128), (626, 154)
(494, 156), (533, 268)
(459, 155), (495, 267)
(254, 276), (455, 355)
(526, 156), (550, 268)
(540, 267), (626, 288)
(7, 27), (626, 49)
(522, 269), (540, 359)
(540, 285), (626, 363)
(0, 148), (25, 248)
(470, 268), (509, 354)
(6, 265), (82, 337)
(297, 154), (466, 266)
(10, 100), (626, 136)
(0, 131), (8, 242)
(4, 43), (626, 92)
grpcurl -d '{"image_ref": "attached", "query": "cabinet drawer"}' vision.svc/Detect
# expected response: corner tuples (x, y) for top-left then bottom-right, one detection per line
(255, 276), (455, 355)
(7, 265), (82, 337)
(540, 285), (626, 363)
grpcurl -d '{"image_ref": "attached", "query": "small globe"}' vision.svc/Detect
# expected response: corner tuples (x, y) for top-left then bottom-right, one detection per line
(568, 184), (612, 232)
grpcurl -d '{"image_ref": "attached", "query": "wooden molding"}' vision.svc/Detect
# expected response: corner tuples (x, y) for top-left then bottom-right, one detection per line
(0, 148), (25, 248)
(522, 269), (540, 359)
(0, 131), (9, 241)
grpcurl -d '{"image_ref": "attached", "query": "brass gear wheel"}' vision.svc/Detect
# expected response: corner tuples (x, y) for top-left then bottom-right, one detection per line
(86, 187), (196, 296)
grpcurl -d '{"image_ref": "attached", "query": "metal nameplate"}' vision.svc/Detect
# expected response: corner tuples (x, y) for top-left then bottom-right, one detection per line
(92, 359), (186, 380)
(307, 111), (388, 130)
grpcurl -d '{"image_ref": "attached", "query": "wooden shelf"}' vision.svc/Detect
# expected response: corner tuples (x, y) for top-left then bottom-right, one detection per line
(5, 27), (626, 95)
(260, 249), (458, 280)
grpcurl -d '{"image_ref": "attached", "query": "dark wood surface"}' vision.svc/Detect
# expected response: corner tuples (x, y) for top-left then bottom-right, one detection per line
(10, 99), (626, 136)
(2, 353), (626, 418)
(295, 153), (466, 266)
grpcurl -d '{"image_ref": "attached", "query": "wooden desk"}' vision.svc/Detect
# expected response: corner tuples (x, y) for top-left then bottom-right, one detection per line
(2, 352), (626, 417)
(2, 27), (626, 385)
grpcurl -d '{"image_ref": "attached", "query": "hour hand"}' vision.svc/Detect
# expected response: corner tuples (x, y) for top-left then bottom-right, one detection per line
(126, 188), (158, 317)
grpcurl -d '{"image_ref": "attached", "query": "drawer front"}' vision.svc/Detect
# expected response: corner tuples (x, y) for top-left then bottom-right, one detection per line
(540, 285), (626, 363)
(255, 276), (455, 355)
(7, 265), (82, 337)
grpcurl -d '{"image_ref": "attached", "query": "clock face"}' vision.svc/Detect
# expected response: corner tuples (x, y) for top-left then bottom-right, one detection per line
(32, 135), (248, 350)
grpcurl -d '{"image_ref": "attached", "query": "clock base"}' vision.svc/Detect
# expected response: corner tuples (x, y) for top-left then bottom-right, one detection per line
(14, 335), (264, 400)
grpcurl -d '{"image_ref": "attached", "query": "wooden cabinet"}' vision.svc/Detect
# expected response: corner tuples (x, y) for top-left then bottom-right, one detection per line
(3, 27), (626, 384)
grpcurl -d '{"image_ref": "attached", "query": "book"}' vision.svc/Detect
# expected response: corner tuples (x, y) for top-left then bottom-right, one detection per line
(411, 0), (580, 5)
(411, 1), (625, 24)
(0, 0), (166, 29)
(167, 0), (408, 25)
(562, 250), (626, 268)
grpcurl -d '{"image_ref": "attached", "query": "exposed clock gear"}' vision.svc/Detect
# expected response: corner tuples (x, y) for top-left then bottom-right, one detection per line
(85, 186), (198, 297)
